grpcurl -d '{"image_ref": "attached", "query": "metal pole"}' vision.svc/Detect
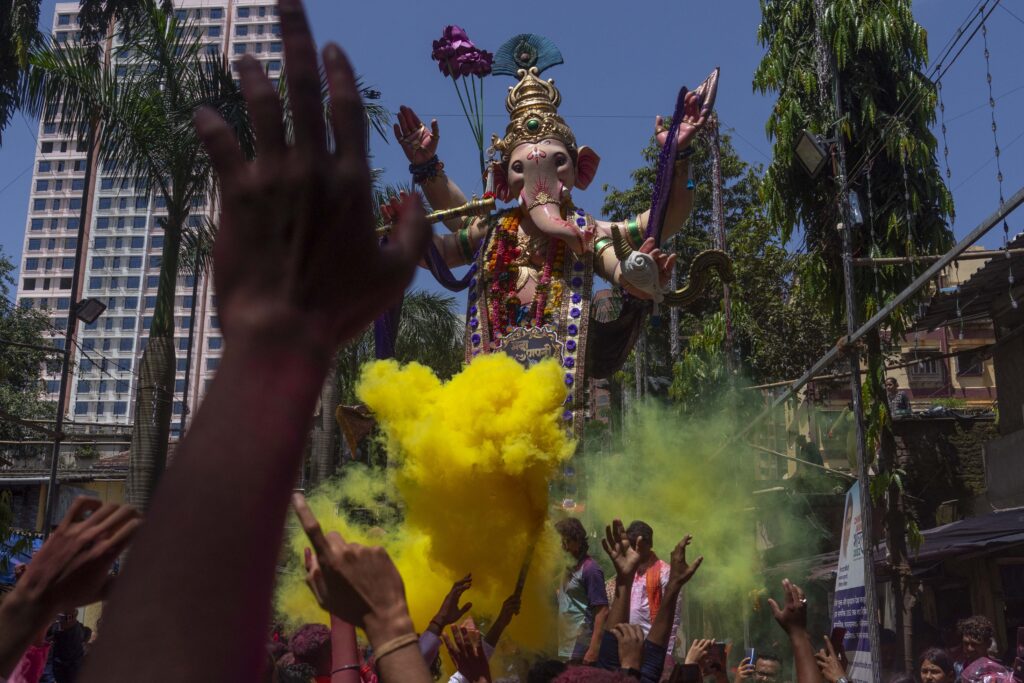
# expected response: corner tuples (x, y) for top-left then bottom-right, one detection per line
(817, 0), (881, 674)
(42, 122), (97, 538)
(709, 116), (734, 370)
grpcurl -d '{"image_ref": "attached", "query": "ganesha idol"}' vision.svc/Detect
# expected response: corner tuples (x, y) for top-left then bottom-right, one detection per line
(382, 34), (733, 435)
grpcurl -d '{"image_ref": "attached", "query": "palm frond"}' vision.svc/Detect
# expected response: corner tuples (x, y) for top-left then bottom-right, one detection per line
(178, 216), (217, 276)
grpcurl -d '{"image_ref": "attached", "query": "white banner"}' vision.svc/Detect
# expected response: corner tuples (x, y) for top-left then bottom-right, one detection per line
(832, 485), (872, 683)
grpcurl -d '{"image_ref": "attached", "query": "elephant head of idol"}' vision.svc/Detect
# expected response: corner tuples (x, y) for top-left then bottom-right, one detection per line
(490, 67), (600, 255)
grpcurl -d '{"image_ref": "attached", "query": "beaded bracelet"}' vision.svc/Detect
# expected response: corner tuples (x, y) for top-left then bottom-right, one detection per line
(675, 146), (695, 161)
(410, 155), (444, 184)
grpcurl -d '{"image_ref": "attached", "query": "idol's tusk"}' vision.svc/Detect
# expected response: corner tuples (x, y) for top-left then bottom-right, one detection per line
(610, 223), (634, 261)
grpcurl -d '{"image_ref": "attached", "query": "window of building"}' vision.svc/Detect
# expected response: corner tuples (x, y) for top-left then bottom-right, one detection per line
(113, 401), (127, 416)
(208, 336), (222, 350)
(267, 60), (281, 72)
(175, 379), (186, 392)
(271, 23), (280, 36)
(130, 236), (145, 249)
(69, 198), (81, 210)
(32, 199), (45, 212)
(50, 199), (60, 210)
(31, 219), (43, 231)
(210, 316), (220, 329)
(25, 258), (39, 271)
(177, 338), (190, 351)
(147, 276), (159, 288)
(61, 258), (74, 269)
(56, 297), (70, 310)
(132, 216), (145, 229)
(38, 161), (50, 172)
(128, 256), (142, 269)
(109, 277), (119, 289)
(92, 256), (104, 269)
(154, 196), (167, 208)
(235, 24), (248, 36)
(59, 277), (71, 289)
(142, 316), (152, 330)
(71, 178), (84, 191)
(210, 7), (223, 19)
(77, 379), (91, 392)
(98, 197), (112, 210)
(22, 278), (36, 291)
(149, 256), (162, 268)
(237, 6), (250, 17)
(100, 178), (114, 190)
(36, 180), (49, 191)
(134, 196), (148, 209)
(64, 238), (76, 249)
(151, 236), (164, 248)
(41, 141), (54, 153)
(270, 41), (282, 53)
(58, 14), (72, 25)
(73, 160), (85, 171)
(207, 357), (220, 371)
(75, 402), (88, 415)
(67, 218), (79, 230)
(126, 276), (140, 289)
(118, 338), (134, 352)
(956, 349), (985, 376)
(28, 239), (42, 251)
(233, 43), (246, 55)
(96, 217), (110, 230)
(177, 358), (188, 371)
(124, 296), (138, 309)
(121, 317), (135, 330)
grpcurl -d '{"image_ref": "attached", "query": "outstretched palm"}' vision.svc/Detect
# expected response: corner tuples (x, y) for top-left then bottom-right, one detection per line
(601, 519), (641, 580)
(394, 105), (439, 165)
(655, 91), (708, 151)
(667, 534), (704, 588)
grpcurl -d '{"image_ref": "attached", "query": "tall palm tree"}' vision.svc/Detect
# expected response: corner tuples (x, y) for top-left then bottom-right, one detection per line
(26, 0), (251, 511)
(177, 217), (216, 437)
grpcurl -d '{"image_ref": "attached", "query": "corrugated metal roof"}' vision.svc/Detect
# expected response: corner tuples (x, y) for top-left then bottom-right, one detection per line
(914, 232), (1024, 331)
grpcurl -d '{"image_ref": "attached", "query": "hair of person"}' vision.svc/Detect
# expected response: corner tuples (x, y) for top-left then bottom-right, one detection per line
(528, 659), (568, 683)
(626, 520), (654, 548)
(554, 666), (636, 682)
(268, 640), (289, 662)
(889, 676), (914, 683)
(277, 662), (316, 683)
(289, 623), (330, 673)
(919, 648), (955, 674)
(957, 615), (995, 642)
(555, 517), (589, 555)
(758, 652), (783, 669)
(886, 377), (899, 386)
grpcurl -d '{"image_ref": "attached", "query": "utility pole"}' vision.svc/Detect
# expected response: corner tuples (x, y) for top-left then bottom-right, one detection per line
(708, 115), (734, 370)
(813, 0), (882, 678)
(42, 123), (97, 537)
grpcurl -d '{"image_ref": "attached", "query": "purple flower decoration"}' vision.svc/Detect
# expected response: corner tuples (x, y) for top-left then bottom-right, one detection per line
(566, 340), (577, 352)
(432, 25), (493, 79)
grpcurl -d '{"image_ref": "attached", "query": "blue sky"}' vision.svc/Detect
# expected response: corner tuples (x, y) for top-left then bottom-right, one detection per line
(2, 0), (1023, 296)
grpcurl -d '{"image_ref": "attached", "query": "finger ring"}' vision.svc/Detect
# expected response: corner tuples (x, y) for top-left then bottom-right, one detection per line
(799, 597), (808, 604)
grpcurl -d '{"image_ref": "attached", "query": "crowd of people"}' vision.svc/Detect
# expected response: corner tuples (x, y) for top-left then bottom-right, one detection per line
(0, 1), (1022, 681)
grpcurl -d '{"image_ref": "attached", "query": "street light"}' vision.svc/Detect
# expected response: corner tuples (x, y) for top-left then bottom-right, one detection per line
(73, 297), (106, 324)
(795, 129), (830, 178)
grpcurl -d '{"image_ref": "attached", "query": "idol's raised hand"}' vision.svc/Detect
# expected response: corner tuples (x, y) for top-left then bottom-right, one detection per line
(394, 105), (440, 165)
(655, 90), (710, 151)
(195, 4), (430, 359)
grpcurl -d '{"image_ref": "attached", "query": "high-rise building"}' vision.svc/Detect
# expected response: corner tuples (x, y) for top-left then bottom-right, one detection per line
(15, 0), (283, 440)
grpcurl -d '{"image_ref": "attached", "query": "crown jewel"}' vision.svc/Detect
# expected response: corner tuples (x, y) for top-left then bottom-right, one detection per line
(490, 67), (577, 161)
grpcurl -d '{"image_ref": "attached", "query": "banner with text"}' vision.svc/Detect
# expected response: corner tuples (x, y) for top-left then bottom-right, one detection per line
(832, 484), (871, 682)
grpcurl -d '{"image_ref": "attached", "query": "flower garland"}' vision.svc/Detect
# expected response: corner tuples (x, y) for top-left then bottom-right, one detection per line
(484, 212), (567, 342)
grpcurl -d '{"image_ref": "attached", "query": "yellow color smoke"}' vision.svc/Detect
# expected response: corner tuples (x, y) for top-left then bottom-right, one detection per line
(277, 354), (574, 652)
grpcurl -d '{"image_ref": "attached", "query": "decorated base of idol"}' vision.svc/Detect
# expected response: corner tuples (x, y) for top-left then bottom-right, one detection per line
(279, 29), (737, 663)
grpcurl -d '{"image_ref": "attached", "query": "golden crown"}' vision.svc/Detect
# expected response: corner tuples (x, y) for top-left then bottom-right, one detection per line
(490, 67), (577, 162)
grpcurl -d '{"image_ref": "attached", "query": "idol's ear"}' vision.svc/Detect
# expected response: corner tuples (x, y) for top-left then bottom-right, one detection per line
(575, 146), (600, 190)
(492, 162), (512, 202)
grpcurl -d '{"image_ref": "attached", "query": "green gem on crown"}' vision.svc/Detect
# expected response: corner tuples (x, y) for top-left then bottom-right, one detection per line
(526, 118), (540, 132)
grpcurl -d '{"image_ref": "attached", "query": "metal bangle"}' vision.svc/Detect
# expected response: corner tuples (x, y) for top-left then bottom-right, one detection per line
(332, 664), (360, 674)
(594, 236), (614, 258)
(626, 220), (643, 248)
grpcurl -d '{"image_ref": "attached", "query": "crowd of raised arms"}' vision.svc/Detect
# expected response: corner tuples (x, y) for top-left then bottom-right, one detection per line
(0, 1), (1019, 682)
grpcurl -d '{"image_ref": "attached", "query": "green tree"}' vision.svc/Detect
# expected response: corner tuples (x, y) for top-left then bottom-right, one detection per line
(26, 1), (250, 511)
(754, 0), (954, 664)
(0, 245), (54, 453)
(602, 130), (838, 412)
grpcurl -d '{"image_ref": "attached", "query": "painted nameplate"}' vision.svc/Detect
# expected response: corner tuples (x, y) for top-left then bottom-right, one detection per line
(501, 326), (563, 368)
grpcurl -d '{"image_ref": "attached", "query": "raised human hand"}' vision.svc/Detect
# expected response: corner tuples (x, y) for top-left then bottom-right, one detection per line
(292, 494), (412, 643)
(601, 519), (641, 582)
(684, 638), (714, 665)
(815, 638), (848, 683)
(194, 11), (430, 361)
(394, 105), (440, 165)
(667, 534), (704, 590)
(612, 623), (645, 670)
(655, 90), (708, 151)
(431, 573), (473, 630)
(733, 656), (755, 683)
(18, 497), (140, 613)
(442, 625), (491, 683)
(498, 593), (522, 621)
(767, 579), (808, 636)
